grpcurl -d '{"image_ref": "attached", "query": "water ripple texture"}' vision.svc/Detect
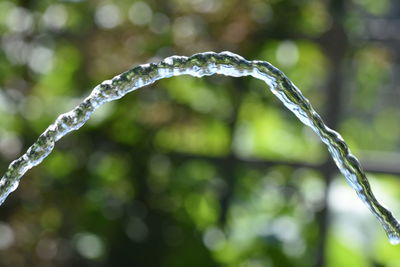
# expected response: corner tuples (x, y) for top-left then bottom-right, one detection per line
(1, 52), (399, 244)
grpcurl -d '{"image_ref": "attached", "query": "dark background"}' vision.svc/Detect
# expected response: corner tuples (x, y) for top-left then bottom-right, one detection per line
(0, 0), (400, 266)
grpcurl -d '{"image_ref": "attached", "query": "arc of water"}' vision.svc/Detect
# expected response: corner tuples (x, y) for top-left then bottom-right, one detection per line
(0, 51), (399, 244)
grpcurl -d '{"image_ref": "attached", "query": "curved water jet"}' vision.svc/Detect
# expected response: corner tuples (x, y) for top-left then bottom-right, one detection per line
(0, 51), (399, 244)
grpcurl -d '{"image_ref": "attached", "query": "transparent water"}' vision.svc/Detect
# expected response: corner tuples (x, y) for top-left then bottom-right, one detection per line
(0, 51), (399, 244)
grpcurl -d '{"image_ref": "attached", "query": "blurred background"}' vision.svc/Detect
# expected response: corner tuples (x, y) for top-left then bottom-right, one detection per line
(0, 0), (400, 266)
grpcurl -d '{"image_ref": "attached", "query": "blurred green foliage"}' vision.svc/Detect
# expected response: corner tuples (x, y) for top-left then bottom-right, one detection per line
(0, 0), (399, 266)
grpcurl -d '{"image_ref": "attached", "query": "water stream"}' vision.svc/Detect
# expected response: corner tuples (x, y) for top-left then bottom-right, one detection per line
(1, 51), (399, 244)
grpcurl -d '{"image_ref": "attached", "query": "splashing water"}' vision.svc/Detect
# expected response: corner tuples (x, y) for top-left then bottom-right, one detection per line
(0, 52), (399, 244)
